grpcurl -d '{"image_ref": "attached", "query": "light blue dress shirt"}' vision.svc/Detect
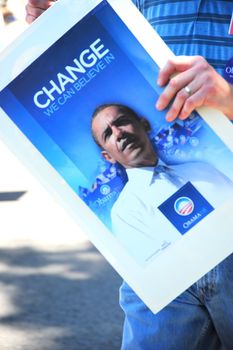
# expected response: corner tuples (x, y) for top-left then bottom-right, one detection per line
(112, 161), (233, 265)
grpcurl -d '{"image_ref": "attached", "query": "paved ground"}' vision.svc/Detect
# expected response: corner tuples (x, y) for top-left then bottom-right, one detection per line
(0, 4), (124, 349)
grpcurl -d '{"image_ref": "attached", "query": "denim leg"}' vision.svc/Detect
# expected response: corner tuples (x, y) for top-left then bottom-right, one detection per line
(203, 254), (233, 350)
(120, 281), (221, 350)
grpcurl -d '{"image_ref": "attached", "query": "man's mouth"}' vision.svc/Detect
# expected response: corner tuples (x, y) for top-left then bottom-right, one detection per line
(121, 135), (139, 151)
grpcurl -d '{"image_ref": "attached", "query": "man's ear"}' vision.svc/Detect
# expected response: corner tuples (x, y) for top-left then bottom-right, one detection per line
(140, 118), (151, 132)
(101, 150), (117, 164)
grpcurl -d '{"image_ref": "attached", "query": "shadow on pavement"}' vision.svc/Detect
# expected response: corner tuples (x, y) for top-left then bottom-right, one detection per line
(0, 244), (124, 350)
(0, 191), (26, 201)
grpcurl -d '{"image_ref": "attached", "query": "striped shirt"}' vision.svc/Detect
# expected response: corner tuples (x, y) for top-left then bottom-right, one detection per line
(132, 0), (233, 75)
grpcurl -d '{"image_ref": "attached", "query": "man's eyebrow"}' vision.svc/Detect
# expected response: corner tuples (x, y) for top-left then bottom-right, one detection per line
(102, 124), (111, 142)
(112, 114), (130, 126)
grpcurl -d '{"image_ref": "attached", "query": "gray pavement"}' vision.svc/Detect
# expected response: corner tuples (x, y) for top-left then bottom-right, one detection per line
(0, 5), (124, 349)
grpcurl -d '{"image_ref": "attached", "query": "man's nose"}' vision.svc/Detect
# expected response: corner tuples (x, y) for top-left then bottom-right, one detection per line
(112, 125), (123, 139)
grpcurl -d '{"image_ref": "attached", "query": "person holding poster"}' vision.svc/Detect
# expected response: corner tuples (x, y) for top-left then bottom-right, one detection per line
(25, 1), (233, 349)
(91, 102), (233, 264)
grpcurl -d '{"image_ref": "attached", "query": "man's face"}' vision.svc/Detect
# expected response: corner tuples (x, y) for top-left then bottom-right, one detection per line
(92, 106), (157, 168)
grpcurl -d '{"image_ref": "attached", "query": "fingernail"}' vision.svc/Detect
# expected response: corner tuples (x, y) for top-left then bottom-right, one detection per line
(156, 101), (162, 110)
(157, 78), (162, 86)
(179, 114), (186, 120)
(166, 113), (173, 122)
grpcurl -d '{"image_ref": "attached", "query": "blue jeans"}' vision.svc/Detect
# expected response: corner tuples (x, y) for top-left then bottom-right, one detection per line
(120, 253), (233, 350)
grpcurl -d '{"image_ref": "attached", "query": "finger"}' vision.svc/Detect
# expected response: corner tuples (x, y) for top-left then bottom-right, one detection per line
(165, 80), (202, 121)
(157, 56), (198, 87)
(25, 4), (46, 22)
(179, 87), (205, 120)
(165, 89), (189, 122)
(25, 14), (35, 23)
(27, 0), (53, 9)
(157, 59), (178, 87)
(156, 69), (195, 111)
(25, 1), (54, 22)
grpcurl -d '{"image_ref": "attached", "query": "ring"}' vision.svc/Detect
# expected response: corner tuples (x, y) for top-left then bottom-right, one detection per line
(184, 86), (192, 96)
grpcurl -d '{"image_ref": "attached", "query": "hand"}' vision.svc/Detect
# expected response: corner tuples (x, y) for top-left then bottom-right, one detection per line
(156, 55), (233, 121)
(25, 0), (55, 23)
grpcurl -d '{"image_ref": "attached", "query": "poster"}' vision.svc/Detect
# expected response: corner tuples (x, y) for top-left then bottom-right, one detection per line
(0, 0), (233, 313)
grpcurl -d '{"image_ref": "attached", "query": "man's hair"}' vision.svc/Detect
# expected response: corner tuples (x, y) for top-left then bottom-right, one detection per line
(91, 103), (141, 148)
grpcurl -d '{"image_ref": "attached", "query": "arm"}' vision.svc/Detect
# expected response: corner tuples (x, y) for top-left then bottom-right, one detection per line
(156, 55), (233, 122)
(25, 0), (55, 23)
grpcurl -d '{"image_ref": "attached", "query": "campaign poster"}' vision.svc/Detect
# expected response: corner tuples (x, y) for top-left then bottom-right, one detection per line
(0, 0), (233, 313)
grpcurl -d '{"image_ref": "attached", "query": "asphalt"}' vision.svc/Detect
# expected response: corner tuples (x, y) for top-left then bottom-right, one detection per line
(0, 3), (124, 349)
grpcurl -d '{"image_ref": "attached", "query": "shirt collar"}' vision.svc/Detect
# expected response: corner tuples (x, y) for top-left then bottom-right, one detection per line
(125, 160), (167, 185)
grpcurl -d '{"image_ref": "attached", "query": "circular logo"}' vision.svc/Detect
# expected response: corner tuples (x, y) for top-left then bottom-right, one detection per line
(100, 184), (111, 195)
(174, 197), (194, 216)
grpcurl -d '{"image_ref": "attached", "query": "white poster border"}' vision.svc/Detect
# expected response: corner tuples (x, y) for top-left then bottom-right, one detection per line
(0, 0), (233, 313)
